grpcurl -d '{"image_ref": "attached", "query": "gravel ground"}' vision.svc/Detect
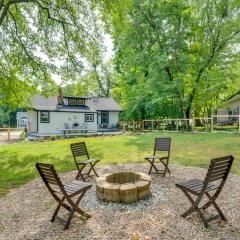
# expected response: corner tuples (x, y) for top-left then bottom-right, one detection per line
(0, 163), (240, 240)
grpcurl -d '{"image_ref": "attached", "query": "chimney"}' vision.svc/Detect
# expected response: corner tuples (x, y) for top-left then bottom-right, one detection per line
(58, 86), (63, 105)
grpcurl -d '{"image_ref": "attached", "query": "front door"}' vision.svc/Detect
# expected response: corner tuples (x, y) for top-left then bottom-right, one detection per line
(101, 112), (109, 125)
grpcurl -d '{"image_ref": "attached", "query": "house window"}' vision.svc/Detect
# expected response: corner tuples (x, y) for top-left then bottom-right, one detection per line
(40, 111), (50, 123)
(101, 112), (109, 124)
(77, 99), (85, 105)
(85, 114), (94, 122)
(68, 98), (85, 106)
(69, 98), (77, 105)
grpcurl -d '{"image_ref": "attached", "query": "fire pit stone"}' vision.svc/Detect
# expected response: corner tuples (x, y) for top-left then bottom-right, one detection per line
(95, 172), (151, 203)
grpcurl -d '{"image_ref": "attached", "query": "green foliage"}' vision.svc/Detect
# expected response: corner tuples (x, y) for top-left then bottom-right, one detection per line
(0, 107), (10, 126)
(0, 0), (113, 108)
(106, 0), (240, 120)
(1, 0), (240, 117)
(50, 135), (57, 141)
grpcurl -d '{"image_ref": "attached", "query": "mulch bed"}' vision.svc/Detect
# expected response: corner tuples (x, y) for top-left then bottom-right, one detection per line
(0, 163), (240, 240)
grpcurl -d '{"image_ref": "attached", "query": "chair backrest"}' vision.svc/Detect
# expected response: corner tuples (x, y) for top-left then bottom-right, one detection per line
(36, 163), (63, 190)
(70, 142), (89, 162)
(205, 155), (234, 184)
(154, 137), (171, 156)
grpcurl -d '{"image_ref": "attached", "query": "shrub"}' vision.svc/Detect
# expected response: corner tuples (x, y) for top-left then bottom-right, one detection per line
(50, 135), (57, 141)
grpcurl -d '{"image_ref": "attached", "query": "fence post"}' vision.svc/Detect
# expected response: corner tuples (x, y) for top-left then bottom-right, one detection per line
(133, 120), (135, 132)
(192, 116), (195, 133)
(142, 121), (144, 131)
(151, 120), (154, 131)
(123, 123), (125, 132)
(211, 115), (213, 132)
(7, 128), (10, 141)
(239, 115), (240, 133)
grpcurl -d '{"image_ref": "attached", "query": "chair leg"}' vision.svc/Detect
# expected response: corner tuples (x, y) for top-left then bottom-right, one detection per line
(64, 189), (91, 230)
(205, 192), (227, 221)
(146, 159), (159, 174)
(50, 195), (72, 222)
(179, 188), (208, 227)
(64, 208), (76, 230)
(148, 159), (153, 174)
(51, 196), (65, 222)
(160, 159), (171, 177)
(87, 162), (99, 177)
(76, 164), (86, 181)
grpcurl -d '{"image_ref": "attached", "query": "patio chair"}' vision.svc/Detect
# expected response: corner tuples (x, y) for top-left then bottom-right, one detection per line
(70, 142), (100, 181)
(35, 162), (92, 230)
(144, 137), (171, 176)
(175, 155), (234, 227)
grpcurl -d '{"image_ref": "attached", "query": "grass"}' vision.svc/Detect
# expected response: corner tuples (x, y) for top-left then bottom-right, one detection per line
(0, 132), (240, 195)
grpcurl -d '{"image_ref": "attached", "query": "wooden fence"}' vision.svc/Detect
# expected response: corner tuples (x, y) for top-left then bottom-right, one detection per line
(119, 115), (240, 133)
(0, 128), (25, 141)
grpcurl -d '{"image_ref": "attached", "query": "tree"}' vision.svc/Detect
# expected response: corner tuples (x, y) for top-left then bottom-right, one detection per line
(0, 0), (113, 108)
(105, 0), (240, 122)
(0, 107), (10, 126)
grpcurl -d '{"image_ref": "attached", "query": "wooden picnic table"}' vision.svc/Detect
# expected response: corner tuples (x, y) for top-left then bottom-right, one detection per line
(60, 129), (95, 137)
(60, 128), (112, 137)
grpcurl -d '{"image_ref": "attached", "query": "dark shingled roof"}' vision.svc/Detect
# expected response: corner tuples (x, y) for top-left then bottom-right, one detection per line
(89, 97), (123, 111)
(32, 95), (123, 112)
(32, 95), (58, 111)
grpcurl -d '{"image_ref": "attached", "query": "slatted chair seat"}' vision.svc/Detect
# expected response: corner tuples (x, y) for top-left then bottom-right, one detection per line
(52, 181), (92, 196)
(77, 159), (98, 165)
(176, 179), (219, 194)
(144, 137), (171, 176)
(144, 156), (162, 159)
(36, 163), (92, 230)
(71, 142), (100, 181)
(175, 155), (234, 227)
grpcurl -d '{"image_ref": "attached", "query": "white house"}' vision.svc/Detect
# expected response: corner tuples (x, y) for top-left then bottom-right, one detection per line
(26, 94), (123, 136)
(217, 91), (240, 123)
(16, 112), (28, 128)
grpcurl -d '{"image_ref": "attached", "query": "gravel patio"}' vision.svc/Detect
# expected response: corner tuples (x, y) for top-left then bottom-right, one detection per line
(0, 163), (240, 240)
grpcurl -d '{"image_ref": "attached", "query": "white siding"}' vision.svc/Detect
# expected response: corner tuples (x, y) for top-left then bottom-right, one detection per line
(217, 99), (240, 123)
(37, 111), (97, 134)
(98, 111), (119, 126)
(27, 111), (37, 132)
(109, 112), (119, 125)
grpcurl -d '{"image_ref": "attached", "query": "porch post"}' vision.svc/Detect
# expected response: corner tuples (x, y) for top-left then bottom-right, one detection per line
(211, 115), (213, 132)
(7, 128), (10, 141)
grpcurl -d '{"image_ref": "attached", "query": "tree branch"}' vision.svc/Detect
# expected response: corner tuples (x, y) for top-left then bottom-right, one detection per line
(8, 9), (40, 66)
(0, 0), (33, 26)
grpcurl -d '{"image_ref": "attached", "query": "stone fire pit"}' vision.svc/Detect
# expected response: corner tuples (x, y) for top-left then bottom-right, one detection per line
(95, 172), (151, 203)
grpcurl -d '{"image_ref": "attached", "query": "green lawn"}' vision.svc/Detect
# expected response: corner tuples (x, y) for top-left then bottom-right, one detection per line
(0, 132), (240, 195)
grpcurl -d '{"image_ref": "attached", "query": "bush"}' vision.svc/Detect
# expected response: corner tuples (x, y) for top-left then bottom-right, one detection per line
(50, 135), (57, 141)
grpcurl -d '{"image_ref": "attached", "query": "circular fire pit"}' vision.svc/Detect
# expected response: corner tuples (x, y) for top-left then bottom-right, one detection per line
(96, 172), (151, 203)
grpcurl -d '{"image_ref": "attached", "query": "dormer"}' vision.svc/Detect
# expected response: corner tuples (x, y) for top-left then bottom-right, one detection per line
(62, 96), (89, 107)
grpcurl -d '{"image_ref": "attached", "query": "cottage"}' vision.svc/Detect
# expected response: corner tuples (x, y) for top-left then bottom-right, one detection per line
(217, 91), (240, 124)
(16, 112), (28, 128)
(26, 94), (122, 136)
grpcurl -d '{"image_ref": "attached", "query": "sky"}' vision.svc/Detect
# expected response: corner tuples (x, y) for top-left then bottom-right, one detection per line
(49, 33), (114, 85)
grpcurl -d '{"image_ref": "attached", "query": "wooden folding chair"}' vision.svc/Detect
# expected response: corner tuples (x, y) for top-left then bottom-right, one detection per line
(70, 142), (100, 181)
(144, 137), (171, 176)
(175, 155), (234, 227)
(36, 162), (92, 230)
